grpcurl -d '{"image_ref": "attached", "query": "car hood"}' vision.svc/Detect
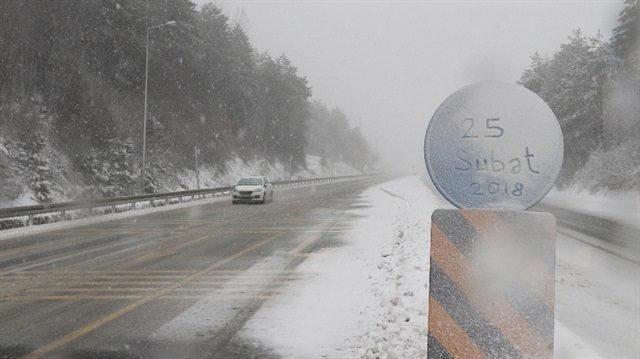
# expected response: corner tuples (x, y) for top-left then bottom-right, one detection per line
(235, 185), (262, 191)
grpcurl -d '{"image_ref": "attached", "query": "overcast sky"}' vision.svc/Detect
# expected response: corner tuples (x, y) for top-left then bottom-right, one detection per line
(195, 0), (625, 173)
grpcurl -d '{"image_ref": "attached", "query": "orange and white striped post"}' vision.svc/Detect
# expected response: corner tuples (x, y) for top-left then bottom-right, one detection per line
(428, 209), (556, 358)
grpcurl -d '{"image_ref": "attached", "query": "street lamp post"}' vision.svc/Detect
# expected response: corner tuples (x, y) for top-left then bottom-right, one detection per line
(141, 20), (176, 192)
(194, 146), (200, 190)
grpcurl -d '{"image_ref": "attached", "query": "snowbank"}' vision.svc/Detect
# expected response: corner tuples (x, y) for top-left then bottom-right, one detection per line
(172, 155), (361, 193)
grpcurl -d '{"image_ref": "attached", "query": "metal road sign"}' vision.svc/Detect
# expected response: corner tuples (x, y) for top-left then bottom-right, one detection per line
(428, 209), (556, 358)
(424, 82), (563, 210)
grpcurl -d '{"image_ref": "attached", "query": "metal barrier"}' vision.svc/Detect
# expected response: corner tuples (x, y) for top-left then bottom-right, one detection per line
(533, 203), (640, 264)
(0, 174), (384, 229)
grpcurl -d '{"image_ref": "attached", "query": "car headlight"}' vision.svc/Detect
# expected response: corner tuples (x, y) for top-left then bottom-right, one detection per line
(233, 187), (239, 193)
(253, 188), (263, 193)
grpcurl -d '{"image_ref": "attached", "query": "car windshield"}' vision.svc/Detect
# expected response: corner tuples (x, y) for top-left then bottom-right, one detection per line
(237, 178), (262, 186)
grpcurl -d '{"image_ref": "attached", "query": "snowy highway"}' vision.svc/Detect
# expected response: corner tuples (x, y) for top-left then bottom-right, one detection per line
(0, 176), (638, 358)
(1, 1), (637, 358)
(0, 177), (387, 358)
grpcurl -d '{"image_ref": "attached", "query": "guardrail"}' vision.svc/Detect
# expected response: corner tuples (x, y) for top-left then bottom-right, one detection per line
(417, 174), (639, 264)
(0, 174), (384, 230)
(533, 202), (640, 264)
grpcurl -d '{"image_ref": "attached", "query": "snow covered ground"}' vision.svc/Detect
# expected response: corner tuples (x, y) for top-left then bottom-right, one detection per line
(238, 176), (639, 358)
(174, 155), (363, 196)
(239, 175), (438, 358)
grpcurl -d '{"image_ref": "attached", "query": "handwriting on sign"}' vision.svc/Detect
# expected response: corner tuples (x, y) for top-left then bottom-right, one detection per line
(454, 147), (539, 175)
(424, 82), (563, 209)
(469, 181), (524, 197)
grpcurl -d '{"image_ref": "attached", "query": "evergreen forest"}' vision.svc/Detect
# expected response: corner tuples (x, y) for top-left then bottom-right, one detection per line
(518, 0), (638, 191)
(0, 0), (637, 205)
(0, 1), (374, 202)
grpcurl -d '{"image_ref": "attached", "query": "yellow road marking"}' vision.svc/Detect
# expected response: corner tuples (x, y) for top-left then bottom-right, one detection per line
(20, 232), (285, 359)
(9, 275), (304, 283)
(23, 283), (288, 293)
(3, 269), (303, 277)
(289, 235), (322, 257)
(160, 294), (274, 300)
(2, 294), (275, 301)
(0, 235), (85, 260)
(51, 228), (350, 235)
(114, 218), (353, 225)
(3, 295), (144, 300)
(5, 270), (196, 275)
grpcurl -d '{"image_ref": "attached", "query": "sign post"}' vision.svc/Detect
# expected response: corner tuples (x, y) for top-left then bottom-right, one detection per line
(424, 82), (563, 358)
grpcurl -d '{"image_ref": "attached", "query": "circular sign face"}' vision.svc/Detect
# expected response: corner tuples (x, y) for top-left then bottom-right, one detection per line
(424, 82), (563, 210)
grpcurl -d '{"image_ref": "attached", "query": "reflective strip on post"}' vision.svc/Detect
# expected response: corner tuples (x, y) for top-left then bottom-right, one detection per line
(428, 209), (556, 358)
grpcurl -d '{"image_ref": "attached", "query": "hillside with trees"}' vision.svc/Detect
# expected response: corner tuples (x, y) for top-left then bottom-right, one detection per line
(518, 0), (638, 192)
(0, 1), (374, 204)
(306, 102), (376, 173)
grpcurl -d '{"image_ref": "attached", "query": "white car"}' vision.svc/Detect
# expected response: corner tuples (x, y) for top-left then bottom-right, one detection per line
(231, 176), (273, 204)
